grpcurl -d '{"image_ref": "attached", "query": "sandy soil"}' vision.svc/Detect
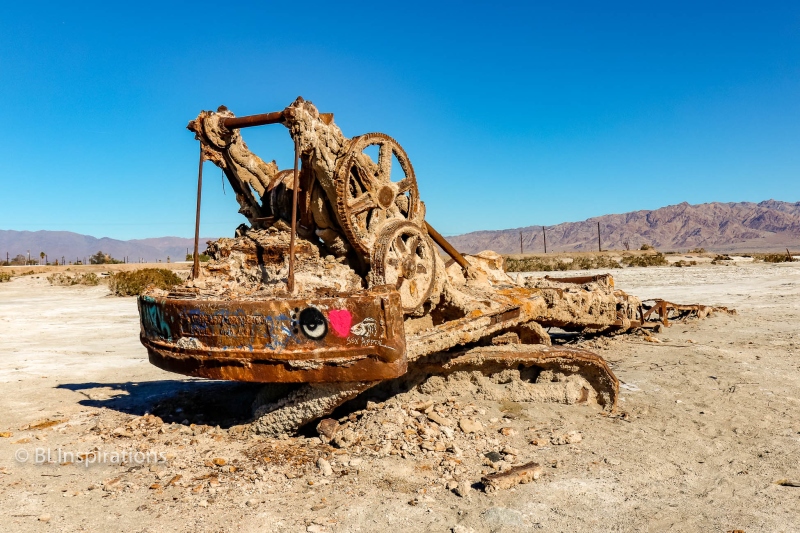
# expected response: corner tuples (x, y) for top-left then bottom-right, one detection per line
(1, 262), (799, 532)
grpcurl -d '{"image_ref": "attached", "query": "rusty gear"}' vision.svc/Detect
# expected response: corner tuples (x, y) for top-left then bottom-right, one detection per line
(335, 133), (423, 257)
(371, 220), (436, 313)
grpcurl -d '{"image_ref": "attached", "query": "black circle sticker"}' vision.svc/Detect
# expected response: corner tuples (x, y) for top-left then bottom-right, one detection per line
(298, 307), (328, 340)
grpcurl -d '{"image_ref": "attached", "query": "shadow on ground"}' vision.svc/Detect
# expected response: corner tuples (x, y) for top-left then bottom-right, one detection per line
(56, 380), (264, 428)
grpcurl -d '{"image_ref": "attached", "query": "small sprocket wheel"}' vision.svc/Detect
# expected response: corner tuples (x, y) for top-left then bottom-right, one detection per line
(371, 221), (435, 313)
(335, 133), (423, 257)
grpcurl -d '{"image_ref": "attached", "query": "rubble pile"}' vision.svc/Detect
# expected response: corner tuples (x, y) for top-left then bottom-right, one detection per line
(182, 229), (364, 299)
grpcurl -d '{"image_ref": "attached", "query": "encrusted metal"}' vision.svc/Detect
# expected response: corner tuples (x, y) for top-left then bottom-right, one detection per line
(136, 97), (735, 434)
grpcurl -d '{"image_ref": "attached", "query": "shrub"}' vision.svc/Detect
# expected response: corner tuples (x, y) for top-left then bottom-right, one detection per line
(688, 247), (707, 253)
(672, 260), (697, 268)
(755, 253), (796, 263)
(571, 256), (622, 270)
(505, 255), (621, 272)
(0, 271), (12, 282)
(622, 253), (669, 267)
(108, 268), (183, 296)
(186, 253), (211, 262)
(640, 244), (653, 250)
(47, 273), (101, 286)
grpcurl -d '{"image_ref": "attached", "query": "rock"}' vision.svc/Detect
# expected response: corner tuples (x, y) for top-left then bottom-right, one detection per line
(551, 431), (582, 445)
(451, 525), (476, 533)
(484, 451), (503, 462)
(428, 412), (454, 427)
(409, 400), (434, 412)
(332, 428), (358, 448)
(316, 418), (340, 442)
(245, 498), (259, 507)
(212, 458), (227, 466)
(198, 499), (208, 508)
(499, 427), (516, 437)
(317, 458), (333, 477)
(111, 427), (133, 438)
(446, 480), (459, 491)
(453, 482), (469, 498)
(440, 426), (455, 439)
(482, 507), (525, 527)
(459, 418), (482, 434)
(530, 438), (547, 446)
(501, 446), (520, 456)
(349, 457), (362, 467)
(38, 514), (51, 522)
(307, 525), (327, 533)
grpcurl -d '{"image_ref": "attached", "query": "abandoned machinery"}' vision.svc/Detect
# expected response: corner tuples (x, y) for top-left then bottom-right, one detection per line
(137, 97), (735, 436)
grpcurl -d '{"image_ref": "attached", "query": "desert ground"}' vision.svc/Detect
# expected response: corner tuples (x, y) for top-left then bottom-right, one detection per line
(1, 259), (799, 532)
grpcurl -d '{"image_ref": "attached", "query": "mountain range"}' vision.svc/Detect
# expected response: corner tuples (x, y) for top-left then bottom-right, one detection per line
(447, 200), (800, 254)
(0, 230), (218, 264)
(3, 200), (800, 263)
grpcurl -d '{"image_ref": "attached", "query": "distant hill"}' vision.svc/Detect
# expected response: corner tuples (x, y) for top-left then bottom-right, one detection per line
(446, 200), (800, 254)
(0, 230), (218, 264)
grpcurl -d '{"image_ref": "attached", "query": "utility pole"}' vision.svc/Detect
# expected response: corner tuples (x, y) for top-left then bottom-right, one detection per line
(519, 232), (523, 254)
(542, 227), (547, 254)
(597, 222), (602, 252)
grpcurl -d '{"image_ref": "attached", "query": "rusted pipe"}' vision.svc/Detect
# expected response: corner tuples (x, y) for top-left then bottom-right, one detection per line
(424, 221), (471, 272)
(222, 111), (285, 130)
(192, 144), (204, 280)
(287, 137), (300, 293)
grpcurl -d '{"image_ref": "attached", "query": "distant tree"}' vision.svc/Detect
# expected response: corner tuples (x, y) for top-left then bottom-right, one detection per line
(90, 251), (108, 264)
(10, 254), (27, 265)
(40, 251), (45, 265)
(90, 251), (123, 264)
(622, 239), (630, 251)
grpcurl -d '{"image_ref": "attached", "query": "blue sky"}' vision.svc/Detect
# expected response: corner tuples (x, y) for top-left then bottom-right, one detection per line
(0, 1), (798, 239)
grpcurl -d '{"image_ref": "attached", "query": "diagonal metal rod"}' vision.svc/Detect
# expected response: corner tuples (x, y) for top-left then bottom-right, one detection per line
(424, 221), (471, 273)
(192, 144), (204, 280)
(287, 137), (300, 293)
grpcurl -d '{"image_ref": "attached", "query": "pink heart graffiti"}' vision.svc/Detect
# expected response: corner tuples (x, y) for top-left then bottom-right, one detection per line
(328, 309), (352, 338)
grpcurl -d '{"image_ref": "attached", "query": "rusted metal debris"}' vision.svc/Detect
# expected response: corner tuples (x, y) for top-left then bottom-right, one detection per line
(482, 461), (543, 492)
(642, 299), (737, 327)
(137, 97), (734, 435)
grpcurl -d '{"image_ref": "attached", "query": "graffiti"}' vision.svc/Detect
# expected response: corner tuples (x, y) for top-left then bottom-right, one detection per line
(297, 307), (328, 340)
(328, 309), (352, 338)
(350, 317), (378, 337)
(139, 297), (172, 341)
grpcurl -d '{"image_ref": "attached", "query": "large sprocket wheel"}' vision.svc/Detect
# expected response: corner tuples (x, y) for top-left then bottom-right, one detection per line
(372, 221), (435, 314)
(336, 133), (423, 257)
